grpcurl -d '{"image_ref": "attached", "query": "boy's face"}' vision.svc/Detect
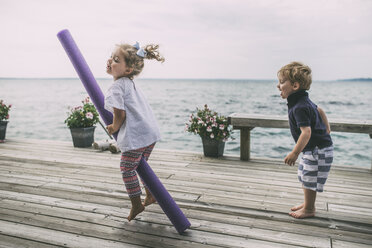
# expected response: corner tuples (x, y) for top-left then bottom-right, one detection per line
(277, 75), (298, 99)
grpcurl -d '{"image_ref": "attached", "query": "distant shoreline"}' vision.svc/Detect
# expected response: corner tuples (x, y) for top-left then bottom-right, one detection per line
(337, 78), (372, 82)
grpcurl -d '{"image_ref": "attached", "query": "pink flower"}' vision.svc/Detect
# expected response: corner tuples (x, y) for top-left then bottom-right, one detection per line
(207, 126), (212, 132)
(210, 133), (214, 139)
(86, 112), (94, 119)
(219, 124), (225, 130)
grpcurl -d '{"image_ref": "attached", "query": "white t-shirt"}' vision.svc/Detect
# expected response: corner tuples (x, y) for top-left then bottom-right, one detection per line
(104, 77), (161, 152)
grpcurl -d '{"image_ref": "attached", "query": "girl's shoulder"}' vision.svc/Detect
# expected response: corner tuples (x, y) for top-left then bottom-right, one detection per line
(111, 77), (136, 97)
(116, 77), (136, 89)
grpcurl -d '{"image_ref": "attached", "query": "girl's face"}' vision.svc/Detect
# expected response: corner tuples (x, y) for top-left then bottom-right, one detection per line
(106, 48), (132, 80)
(277, 74), (298, 99)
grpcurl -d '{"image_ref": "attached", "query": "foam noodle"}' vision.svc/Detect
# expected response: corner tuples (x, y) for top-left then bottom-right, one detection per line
(57, 29), (191, 234)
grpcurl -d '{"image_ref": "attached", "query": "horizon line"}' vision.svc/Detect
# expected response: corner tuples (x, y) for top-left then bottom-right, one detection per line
(0, 77), (371, 82)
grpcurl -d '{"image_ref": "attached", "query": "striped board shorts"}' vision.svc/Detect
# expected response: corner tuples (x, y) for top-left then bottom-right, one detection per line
(298, 146), (334, 192)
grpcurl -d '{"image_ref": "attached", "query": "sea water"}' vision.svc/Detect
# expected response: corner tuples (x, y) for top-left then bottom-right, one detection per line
(1, 78), (371, 168)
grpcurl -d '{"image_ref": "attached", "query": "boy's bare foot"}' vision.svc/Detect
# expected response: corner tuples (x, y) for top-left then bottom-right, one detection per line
(289, 208), (315, 219)
(143, 195), (157, 206)
(291, 203), (304, 211)
(127, 205), (145, 222)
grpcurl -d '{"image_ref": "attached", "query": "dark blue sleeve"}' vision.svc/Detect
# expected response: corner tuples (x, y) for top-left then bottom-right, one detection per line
(294, 106), (311, 127)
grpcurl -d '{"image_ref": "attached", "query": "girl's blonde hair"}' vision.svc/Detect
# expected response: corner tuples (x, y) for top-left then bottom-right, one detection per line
(117, 43), (165, 79)
(277, 62), (312, 90)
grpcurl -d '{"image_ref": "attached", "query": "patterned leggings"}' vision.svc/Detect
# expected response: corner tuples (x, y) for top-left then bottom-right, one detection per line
(120, 143), (155, 198)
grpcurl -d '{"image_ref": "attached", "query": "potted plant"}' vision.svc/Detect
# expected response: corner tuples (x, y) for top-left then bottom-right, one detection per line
(0, 100), (12, 142)
(185, 104), (232, 157)
(65, 97), (99, 147)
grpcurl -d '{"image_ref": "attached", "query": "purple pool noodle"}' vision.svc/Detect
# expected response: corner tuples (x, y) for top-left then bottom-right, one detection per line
(57, 30), (112, 127)
(138, 157), (191, 234)
(57, 29), (190, 234)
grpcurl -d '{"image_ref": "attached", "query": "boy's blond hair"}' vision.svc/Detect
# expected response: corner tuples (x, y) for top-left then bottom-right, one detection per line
(278, 62), (312, 90)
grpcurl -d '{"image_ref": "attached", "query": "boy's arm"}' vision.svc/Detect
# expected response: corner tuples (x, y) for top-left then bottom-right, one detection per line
(284, 126), (311, 166)
(107, 107), (126, 135)
(317, 107), (331, 134)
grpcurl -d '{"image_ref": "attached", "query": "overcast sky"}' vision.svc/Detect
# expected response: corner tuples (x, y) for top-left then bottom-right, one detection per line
(0, 0), (371, 80)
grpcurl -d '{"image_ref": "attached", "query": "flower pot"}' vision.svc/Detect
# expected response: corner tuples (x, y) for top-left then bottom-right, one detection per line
(0, 121), (8, 141)
(201, 136), (225, 157)
(69, 126), (96, 148)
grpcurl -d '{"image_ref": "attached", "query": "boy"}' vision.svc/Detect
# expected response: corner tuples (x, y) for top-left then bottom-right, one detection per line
(277, 62), (333, 219)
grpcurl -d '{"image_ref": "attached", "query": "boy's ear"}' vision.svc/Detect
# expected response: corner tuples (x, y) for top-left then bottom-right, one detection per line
(293, 82), (300, 90)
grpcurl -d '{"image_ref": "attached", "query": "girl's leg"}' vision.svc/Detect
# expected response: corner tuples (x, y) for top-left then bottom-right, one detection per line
(120, 148), (146, 221)
(142, 143), (155, 161)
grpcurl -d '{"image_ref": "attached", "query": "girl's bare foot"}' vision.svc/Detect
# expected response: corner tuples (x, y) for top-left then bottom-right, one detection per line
(291, 203), (304, 211)
(127, 196), (144, 222)
(289, 208), (315, 219)
(127, 205), (145, 221)
(143, 187), (156, 206)
(143, 195), (156, 206)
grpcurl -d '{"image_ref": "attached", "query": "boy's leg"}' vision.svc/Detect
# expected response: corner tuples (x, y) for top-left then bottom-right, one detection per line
(290, 187), (316, 218)
(290, 146), (332, 218)
(290, 150), (317, 217)
(120, 148), (146, 221)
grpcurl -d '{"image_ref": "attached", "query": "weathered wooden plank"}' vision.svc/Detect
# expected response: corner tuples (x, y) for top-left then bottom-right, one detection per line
(0, 234), (60, 248)
(328, 203), (372, 217)
(332, 240), (372, 248)
(0, 220), (145, 248)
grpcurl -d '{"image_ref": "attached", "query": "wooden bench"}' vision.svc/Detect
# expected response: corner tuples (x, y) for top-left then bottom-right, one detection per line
(228, 113), (372, 162)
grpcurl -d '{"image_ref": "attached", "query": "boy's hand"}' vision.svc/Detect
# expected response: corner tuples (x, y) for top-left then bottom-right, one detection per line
(284, 151), (299, 166)
(106, 124), (116, 135)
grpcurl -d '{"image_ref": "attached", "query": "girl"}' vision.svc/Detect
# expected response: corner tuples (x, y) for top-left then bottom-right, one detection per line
(105, 41), (164, 221)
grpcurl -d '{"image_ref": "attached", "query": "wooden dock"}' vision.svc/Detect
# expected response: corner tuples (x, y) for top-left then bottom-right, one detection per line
(1, 139), (371, 248)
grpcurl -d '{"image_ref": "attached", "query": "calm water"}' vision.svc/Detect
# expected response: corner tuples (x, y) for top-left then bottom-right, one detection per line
(1, 78), (371, 168)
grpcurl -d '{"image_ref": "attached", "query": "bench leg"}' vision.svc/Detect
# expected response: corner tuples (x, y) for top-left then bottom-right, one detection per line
(240, 128), (251, 161)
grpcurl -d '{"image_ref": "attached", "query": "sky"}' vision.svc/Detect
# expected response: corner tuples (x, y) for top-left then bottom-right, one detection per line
(0, 0), (371, 80)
